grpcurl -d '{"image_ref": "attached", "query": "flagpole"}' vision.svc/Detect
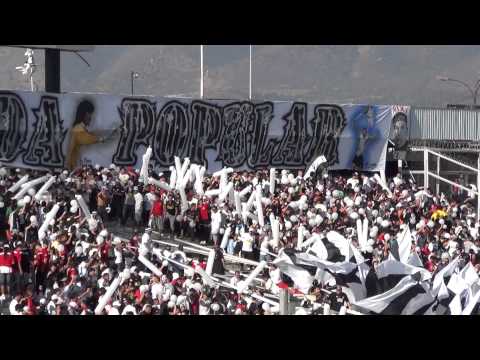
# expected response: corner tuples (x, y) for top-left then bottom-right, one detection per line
(249, 45), (252, 100)
(200, 45), (204, 99)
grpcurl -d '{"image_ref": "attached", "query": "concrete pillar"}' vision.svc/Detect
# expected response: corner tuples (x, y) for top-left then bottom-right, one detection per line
(45, 49), (60, 93)
(279, 288), (289, 315)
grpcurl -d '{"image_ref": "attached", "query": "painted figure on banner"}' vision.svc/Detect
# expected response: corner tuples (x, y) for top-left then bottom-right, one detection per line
(350, 105), (382, 171)
(66, 100), (119, 170)
(390, 111), (408, 151)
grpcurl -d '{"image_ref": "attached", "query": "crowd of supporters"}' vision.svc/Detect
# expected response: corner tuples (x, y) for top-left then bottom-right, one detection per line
(0, 161), (479, 315)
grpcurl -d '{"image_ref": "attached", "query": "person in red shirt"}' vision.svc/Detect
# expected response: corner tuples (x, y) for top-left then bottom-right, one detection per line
(187, 288), (199, 315)
(100, 238), (111, 265)
(0, 244), (14, 298)
(34, 243), (50, 293)
(130, 230), (141, 248)
(25, 286), (36, 315)
(150, 197), (164, 234)
(12, 242), (23, 294)
(66, 259), (78, 282)
(425, 254), (438, 273)
(197, 198), (210, 243)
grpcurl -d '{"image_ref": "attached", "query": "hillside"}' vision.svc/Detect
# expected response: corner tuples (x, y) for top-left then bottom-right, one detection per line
(1, 45), (480, 106)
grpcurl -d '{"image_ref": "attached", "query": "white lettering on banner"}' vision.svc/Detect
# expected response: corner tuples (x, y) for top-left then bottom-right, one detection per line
(0, 90), (395, 172)
(23, 96), (67, 168)
(0, 91), (28, 162)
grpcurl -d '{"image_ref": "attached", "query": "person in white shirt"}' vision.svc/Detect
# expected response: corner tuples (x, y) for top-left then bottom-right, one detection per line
(151, 276), (164, 301)
(230, 271), (242, 288)
(122, 304), (137, 315)
(108, 301), (121, 315)
(9, 293), (22, 315)
(144, 191), (157, 227)
(241, 229), (255, 260)
(97, 271), (110, 289)
(210, 206), (222, 246)
(260, 237), (270, 262)
(198, 292), (211, 315)
(113, 238), (124, 269)
(140, 228), (152, 255)
(47, 295), (61, 315)
(133, 187), (144, 227)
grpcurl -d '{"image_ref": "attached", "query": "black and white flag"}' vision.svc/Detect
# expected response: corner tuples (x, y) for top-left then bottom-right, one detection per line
(324, 231), (353, 263)
(294, 252), (368, 302)
(431, 257), (460, 297)
(354, 275), (435, 315)
(273, 250), (316, 294)
(375, 258), (432, 293)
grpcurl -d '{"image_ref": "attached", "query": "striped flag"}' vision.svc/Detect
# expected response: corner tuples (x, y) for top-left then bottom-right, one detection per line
(459, 261), (480, 287)
(426, 257), (461, 315)
(354, 275), (435, 315)
(294, 252), (367, 301)
(431, 257), (461, 296)
(273, 250), (316, 294)
(462, 287), (480, 315)
(406, 251), (424, 268)
(375, 258), (432, 293)
(324, 231), (353, 263)
(396, 225), (413, 263)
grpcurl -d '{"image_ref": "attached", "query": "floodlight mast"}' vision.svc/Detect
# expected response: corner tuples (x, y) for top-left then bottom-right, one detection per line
(16, 48), (37, 91)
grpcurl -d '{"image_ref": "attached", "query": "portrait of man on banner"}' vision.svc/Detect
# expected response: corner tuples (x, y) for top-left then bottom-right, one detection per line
(390, 111), (409, 151)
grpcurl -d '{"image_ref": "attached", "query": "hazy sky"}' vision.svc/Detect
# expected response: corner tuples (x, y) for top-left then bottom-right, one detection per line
(2, 45), (480, 106)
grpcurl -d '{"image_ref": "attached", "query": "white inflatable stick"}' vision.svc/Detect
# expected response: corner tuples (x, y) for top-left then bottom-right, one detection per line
(245, 191), (256, 212)
(148, 178), (172, 192)
(174, 157), (182, 179)
(374, 173), (393, 197)
(255, 185), (265, 227)
(7, 175), (29, 193)
(297, 225), (305, 250)
(180, 157), (190, 180)
(269, 168), (276, 195)
(237, 261), (267, 294)
(75, 195), (91, 218)
(38, 203), (60, 240)
(304, 155), (327, 180)
(169, 167), (177, 189)
(139, 147), (152, 184)
(34, 176), (56, 202)
(234, 191), (242, 215)
(13, 175), (48, 200)
(219, 182), (233, 202)
(238, 185), (252, 200)
(138, 254), (164, 278)
(220, 227), (231, 249)
(205, 189), (221, 197)
(205, 249), (216, 276)
(95, 276), (122, 315)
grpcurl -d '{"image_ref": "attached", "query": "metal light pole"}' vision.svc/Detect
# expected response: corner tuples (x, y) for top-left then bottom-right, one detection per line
(131, 71), (139, 95)
(200, 45), (204, 99)
(249, 45), (253, 100)
(437, 75), (480, 106)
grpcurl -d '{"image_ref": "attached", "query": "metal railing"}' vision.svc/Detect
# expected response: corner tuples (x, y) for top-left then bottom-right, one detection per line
(412, 148), (480, 220)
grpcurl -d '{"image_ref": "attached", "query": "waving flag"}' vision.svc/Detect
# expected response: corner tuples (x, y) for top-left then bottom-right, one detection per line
(354, 275), (435, 315)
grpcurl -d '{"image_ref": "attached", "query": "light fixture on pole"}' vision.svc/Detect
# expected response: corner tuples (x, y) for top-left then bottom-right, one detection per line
(16, 48), (37, 91)
(249, 45), (253, 100)
(200, 45), (204, 99)
(131, 71), (139, 95)
(437, 75), (480, 106)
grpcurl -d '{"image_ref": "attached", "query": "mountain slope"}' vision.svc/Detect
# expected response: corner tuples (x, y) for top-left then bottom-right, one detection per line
(1, 45), (480, 106)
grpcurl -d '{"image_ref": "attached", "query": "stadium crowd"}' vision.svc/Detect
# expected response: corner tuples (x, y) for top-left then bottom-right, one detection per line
(0, 160), (479, 315)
